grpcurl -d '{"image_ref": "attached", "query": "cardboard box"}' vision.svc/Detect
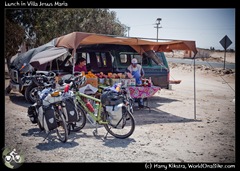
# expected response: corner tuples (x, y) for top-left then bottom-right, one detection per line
(120, 78), (136, 87)
(85, 78), (98, 88)
(110, 79), (120, 86)
(129, 78), (136, 86)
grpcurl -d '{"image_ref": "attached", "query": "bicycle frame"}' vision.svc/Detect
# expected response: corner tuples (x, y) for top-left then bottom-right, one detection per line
(59, 74), (136, 139)
(75, 91), (108, 125)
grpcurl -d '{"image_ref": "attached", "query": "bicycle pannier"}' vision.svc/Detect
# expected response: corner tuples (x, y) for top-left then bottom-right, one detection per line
(105, 103), (124, 127)
(62, 98), (78, 123)
(101, 90), (123, 106)
(38, 105), (58, 132)
(27, 103), (38, 124)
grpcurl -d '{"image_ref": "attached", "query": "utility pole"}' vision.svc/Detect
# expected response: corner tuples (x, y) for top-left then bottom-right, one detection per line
(127, 26), (130, 37)
(154, 18), (162, 42)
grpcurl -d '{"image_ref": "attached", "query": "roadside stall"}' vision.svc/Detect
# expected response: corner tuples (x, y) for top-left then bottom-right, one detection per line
(7, 31), (198, 104)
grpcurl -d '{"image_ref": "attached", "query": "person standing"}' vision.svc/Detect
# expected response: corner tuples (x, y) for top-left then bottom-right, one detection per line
(126, 58), (145, 108)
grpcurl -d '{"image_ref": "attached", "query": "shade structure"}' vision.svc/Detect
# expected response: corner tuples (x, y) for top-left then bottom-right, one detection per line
(55, 32), (198, 56)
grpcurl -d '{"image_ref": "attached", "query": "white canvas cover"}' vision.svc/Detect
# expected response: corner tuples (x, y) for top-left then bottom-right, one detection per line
(29, 47), (68, 65)
(79, 84), (98, 95)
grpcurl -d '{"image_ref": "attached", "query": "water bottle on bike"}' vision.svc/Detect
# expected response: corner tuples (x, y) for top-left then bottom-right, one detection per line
(86, 101), (96, 125)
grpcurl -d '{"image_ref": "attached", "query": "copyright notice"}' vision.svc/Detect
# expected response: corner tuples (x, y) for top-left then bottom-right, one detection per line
(145, 163), (235, 170)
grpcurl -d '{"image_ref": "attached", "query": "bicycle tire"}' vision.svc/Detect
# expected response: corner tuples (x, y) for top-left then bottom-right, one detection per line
(103, 108), (135, 139)
(55, 109), (68, 143)
(68, 103), (87, 133)
(129, 98), (134, 114)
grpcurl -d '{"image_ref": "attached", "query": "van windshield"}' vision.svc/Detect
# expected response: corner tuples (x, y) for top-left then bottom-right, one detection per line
(119, 52), (165, 67)
(152, 52), (165, 66)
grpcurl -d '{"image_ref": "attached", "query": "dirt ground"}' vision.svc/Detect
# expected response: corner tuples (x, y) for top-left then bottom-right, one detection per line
(3, 54), (235, 165)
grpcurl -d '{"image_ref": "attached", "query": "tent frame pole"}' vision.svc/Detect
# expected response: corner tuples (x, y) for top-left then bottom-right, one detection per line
(193, 55), (196, 120)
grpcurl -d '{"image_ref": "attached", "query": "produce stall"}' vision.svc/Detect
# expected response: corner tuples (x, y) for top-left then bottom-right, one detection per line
(83, 71), (135, 88)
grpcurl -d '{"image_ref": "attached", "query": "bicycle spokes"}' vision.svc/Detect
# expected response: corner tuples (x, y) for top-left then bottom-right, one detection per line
(103, 110), (135, 139)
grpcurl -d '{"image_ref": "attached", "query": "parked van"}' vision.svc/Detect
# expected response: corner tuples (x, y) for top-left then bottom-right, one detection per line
(7, 44), (170, 103)
(76, 45), (170, 88)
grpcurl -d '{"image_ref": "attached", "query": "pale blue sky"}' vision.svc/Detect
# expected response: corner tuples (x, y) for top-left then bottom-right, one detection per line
(109, 8), (235, 50)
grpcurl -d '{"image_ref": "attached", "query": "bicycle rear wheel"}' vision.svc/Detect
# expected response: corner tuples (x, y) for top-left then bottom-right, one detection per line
(55, 110), (68, 143)
(103, 107), (135, 139)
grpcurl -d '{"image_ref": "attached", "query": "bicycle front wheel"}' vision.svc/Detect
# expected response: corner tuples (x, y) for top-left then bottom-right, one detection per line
(103, 109), (135, 139)
(55, 110), (68, 143)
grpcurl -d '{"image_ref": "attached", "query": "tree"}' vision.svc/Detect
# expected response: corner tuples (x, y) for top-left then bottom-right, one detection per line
(5, 8), (127, 59)
(5, 10), (25, 69)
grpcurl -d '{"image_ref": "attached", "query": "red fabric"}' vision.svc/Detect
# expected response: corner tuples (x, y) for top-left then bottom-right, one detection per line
(127, 86), (161, 98)
(74, 65), (87, 73)
(64, 84), (70, 93)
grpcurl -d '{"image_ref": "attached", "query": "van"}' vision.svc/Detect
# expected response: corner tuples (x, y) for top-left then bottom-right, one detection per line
(7, 52), (73, 103)
(76, 44), (170, 88)
(7, 44), (170, 103)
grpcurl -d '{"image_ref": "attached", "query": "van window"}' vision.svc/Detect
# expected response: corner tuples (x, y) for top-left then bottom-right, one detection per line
(141, 53), (149, 65)
(77, 52), (90, 63)
(96, 52), (102, 67)
(101, 52), (107, 67)
(119, 52), (143, 65)
(120, 54), (128, 63)
(94, 52), (110, 68)
(131, 54), (142, 64)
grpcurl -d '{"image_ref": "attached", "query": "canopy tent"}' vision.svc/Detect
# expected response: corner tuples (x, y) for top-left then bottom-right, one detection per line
(55, 32), (198, 57)
(12, 31), (198, 74)
(55, 32), (198, 71)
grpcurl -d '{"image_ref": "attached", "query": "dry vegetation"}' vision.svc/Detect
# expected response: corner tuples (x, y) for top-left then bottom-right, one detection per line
(165, 48), (235, 63)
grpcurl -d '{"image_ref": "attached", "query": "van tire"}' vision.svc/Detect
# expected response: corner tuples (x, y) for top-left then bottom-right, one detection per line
(25, 84), (38, 104)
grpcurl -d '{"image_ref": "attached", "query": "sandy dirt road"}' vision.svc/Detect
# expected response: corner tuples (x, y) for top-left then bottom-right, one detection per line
(4, 61), (235, 166)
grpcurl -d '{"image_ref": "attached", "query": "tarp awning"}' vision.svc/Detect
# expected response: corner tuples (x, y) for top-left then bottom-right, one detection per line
(29, 47), (68, 65)
(11, 31), (198, 71)
(55, 32), (198, 56)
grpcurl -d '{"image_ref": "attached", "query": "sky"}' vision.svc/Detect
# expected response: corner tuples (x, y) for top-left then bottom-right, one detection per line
(109, 8), (235, 50)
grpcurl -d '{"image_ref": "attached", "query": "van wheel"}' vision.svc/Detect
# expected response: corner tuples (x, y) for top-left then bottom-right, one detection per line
(25, 84), (38, 104)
